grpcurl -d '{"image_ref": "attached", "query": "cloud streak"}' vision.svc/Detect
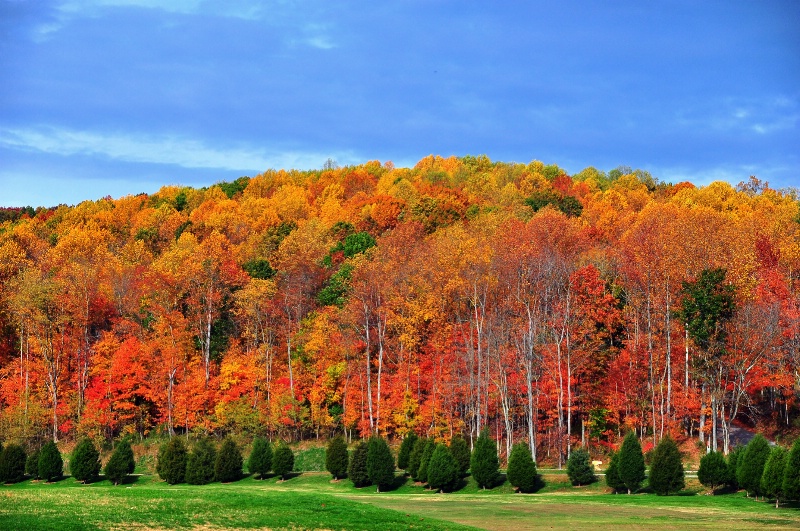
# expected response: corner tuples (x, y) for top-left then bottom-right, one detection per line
(0, 126), (356, 172)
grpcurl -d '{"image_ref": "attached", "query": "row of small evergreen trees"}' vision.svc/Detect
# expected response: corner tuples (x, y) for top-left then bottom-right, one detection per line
(155, 436), (296, 485)
(697, 434), (800, 508)
(605, 432), (684, 495)
(325, 429), (551, 493)
(5, 430), (799, 508)
(0, 439), (134, 485)
(604, 431), (800, 506)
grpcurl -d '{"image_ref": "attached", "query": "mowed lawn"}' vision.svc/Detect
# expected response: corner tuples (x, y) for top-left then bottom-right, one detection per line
(2, 472), (799, 531)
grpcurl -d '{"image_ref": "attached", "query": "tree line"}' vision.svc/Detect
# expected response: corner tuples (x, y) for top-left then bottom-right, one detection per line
(0, 156), (798, 468)
(3, 432), (800, 510)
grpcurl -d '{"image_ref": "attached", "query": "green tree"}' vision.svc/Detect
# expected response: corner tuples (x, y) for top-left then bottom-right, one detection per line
(248, 437), (272, 479)
(727, 446), (742, 489)
(104, 439), (135, 485)
(157, 437), (187, 485)
(761, 446), (787, 508)
(470, 429), (500, 490)
(416, 438), (436, 484)
(698, 450), (728, 491)
(737, 434), (771, 497)
(675, 269), (736, 453)
(186, 438), (217, 485)
(566, 448), (596, 486)
(605, 451), (625, 493)
(0, 444), (27, 484)
(648, 436), (685, 495)
(366, 436), (395, 492)
(782, 438), (800, 502)
(25, 447), (40, 479)
(507, 442), (540, 493)
(38, 441), (63, 482)
(215, 438), (242, 483)
(325, 436), (349, 480)
(70, 438), (101, 483)
(426, 444), (460, 493)
(272, 443), (294, 481)
(449, 436), (470, 477)
(675, 268), (735, 354)
(618, 432), (646, 494)
(397, 432), (418, 472)
(408, 437), (426, 481)
(348, 440), (370, 488)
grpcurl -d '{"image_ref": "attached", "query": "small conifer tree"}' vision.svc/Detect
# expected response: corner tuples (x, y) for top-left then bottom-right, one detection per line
(605, 450), (625, 493)
(408, 437), (426, 481)
(618, 432), (646, 494)
(416, 438), (436, 484)
(348, 440), (370, 488)
(737, 434), (771, 497)
(507, 442), (539, 493)
(70, 438), (101, 483)
(0, 444), (27, 484)
(25, 447), (40, 479)
(104, 439), (135, 485)
(397, 432), (418, 472)
(761, 446), (787, 508)
(449, 436), (470, 477)
(426, 444), (460, 492)
(325, 436), (349, 480)
(566, 448), (596, 486)
(248, 437), (272, 479)
(726, 446), (742, 489)
(38, 441), (63, 482)
(698, 450), (728, 491)
(186, 438), (217, 485)
(471, 429), (499, 490)
(782, 438), (800, 502)
(214, 437), (242, 483)
(157, 437), (187, 485)
(648, 436), (685, 495)
(366, 436), (395, 492)
(272, 443), (294, 481)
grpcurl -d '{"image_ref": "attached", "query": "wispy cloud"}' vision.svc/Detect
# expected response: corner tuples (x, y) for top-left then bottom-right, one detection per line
(57, 0), (264, 20)
(675, 96), (799, 135)
(651, 162), (798, 189)
(0, 126), (356, 172)
(36, 1), (338, 49)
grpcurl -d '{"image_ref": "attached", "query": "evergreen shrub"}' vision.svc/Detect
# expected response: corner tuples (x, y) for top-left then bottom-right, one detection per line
(214, 438), (242, 483)
(325, 436), (349, 480)
(70, 438), (101, 483)
(248, 437), (272, 479)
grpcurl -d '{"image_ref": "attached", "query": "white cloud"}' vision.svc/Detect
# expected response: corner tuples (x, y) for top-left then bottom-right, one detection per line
(40, 1), (337, 48)
(649, 163), (797, 189)
(57, 0), (264, 19)
(0, 126), (357, 172)
(675, 96), (799, 135)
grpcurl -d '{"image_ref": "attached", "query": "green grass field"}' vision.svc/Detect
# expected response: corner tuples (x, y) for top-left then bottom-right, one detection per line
(2, 471), (799, 530)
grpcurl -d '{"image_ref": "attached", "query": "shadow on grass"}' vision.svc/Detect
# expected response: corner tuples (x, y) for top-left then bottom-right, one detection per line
(711, 485), (740, 495)
(451, 476), (469, 492)
(117, 474), (142, 486)
(374, 474), (409, 493)
(276, 472), (302, 481)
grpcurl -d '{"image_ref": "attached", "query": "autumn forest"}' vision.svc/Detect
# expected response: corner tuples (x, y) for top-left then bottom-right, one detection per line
(1, 156), (799, 466)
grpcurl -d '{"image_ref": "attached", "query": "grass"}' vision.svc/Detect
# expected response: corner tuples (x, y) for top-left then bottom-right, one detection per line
(0, 475), (469, 531)
(2, 471), (799, 530)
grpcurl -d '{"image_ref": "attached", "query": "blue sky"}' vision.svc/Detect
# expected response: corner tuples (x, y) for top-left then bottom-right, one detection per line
(1, 0), (798, 207)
